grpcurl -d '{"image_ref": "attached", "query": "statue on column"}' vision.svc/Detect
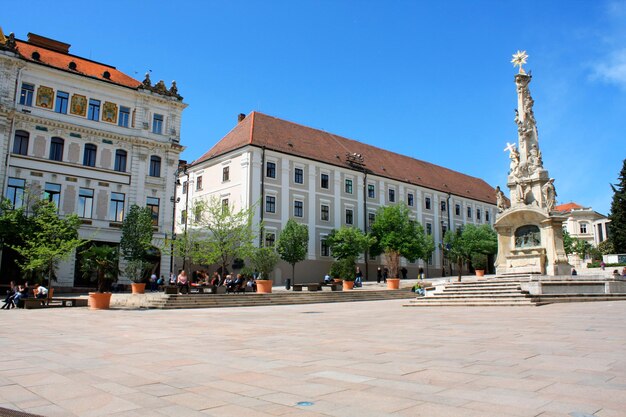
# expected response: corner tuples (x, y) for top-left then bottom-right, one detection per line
(496, 186), (506, 212)
(542, 178), (557, 212)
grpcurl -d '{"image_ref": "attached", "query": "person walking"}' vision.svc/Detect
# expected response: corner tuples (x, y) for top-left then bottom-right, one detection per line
(376, 267), (382, 283)
(355, 267), (363, 288)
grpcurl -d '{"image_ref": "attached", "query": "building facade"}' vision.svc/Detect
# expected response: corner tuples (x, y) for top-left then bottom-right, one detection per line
(0, 30), (186, 288)
(177, 112), (498, 283)
(556, 202), (610, 246)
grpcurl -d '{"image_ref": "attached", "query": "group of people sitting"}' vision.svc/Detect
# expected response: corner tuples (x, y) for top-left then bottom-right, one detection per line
(2, 281), (49, 309)
(173, 270), (258, 294)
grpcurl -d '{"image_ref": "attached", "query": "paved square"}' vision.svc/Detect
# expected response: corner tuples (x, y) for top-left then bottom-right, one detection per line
(1, 300), (625, 416)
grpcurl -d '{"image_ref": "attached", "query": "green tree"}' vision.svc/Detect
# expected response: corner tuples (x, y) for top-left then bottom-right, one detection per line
(276, 219), (309, 285)
(597, 239), (614, 256)
(326, 226), (376, 281)
(191, 198), (258, 278)
(249, 246), (280, 280)
(608, 159), (626, 253)
(443, 224), (497, 282)
(370, 204), (434, 278)
(79, 245), (120, 293)
(120, 205), (154, 282)
(562, 230), (574, 255)
(10, 200), (84, 292)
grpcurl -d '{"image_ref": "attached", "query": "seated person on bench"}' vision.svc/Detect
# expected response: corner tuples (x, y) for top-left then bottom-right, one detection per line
(35, 284), (49, 299)
(177, 270), (189, 294)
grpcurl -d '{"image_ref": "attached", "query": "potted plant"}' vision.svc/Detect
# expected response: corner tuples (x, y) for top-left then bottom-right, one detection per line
(120, 205), (154, 294)
(249, 246), (280, 293)
(329, 261), (343, 283)
(334, 258), (357, 290)
(471, 253), (488, 277)
(80, 245), (120, 310)
(327, 227), (375, 290)
(125, 259), (148, 294)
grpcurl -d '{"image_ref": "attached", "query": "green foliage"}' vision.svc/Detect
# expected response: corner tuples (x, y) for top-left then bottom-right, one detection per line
(586, 261), (626, 268)
(608, 159), (626, 253)
(120, 205), (154, 262)
(471, 253), (488, 270)
(443, 224), (497, 281)
(190, 198), (258, 278)
(370, 204), (434, 277)
(249, 246), (280, 280)
(276, 219), (309, 283)
(563, 229), (596, 260)
(327, 227), (375, 261)
(562, 230), (574, 255)
(597, 239), (614, 256)
(330, 258), (356, 281)
(10, 200), (84, 285)
(79, 245), (120, 293)
(125, 259), (149, 284)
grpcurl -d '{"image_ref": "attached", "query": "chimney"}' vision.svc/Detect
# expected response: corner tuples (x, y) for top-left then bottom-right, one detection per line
(27, 33), (70, 54)
(237, 113), (246, 123)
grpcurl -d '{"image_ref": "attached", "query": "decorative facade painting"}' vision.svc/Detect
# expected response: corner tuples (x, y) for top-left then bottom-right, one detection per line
(102, 101), (118, 123)
(36, 86), (54, 109)
(70, 94), (87, 116)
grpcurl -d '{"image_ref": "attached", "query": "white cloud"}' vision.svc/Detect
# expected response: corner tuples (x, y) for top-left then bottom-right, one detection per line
(592, 49), (626, 89)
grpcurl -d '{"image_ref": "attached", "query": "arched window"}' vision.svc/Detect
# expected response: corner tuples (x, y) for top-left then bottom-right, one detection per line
(49, 137), (64, 161)
(149, 155), (161, 177)
(13, 130), (29, 155)
(114, 149), (127, 172)
(515, 225), (541, 248)
(83, 144), (97, 167)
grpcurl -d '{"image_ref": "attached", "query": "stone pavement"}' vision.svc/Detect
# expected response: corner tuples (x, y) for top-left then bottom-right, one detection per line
(1, 300), (625, 417)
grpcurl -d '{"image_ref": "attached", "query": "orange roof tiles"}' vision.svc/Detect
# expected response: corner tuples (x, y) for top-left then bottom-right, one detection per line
(195, 112), (497, 205)
(15, 39), (141, 89)
(555, 202), (584, 213)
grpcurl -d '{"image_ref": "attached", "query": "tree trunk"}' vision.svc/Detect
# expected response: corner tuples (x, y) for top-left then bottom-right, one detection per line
(457, 259), (463, 282)
(292, 263), (296, 285)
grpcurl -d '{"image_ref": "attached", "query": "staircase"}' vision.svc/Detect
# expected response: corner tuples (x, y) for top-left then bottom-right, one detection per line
(404, 278), (537, 307)
(144, 288), (416, 310)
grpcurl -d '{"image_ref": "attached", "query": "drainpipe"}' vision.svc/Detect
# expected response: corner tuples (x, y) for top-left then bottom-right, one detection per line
(363, 170), (368, 280)
(259, 146), (266, 247)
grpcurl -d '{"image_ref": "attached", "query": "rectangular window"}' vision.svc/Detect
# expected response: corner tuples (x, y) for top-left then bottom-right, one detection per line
(321, 238), (330, 257)
(78, 188), (94, 218)
(294, 167), (303, 184)
(266, 161), (276, 178)
(345, 179), (353, 194)
(20, 83), (34, 106)
(485, 210), (490, 222)
(88, 99), (100, 121)
(221, 199), (229, 214)
(109, 192), (125, 222)
(455, 204), (461, 216)
(181, 209), (187, 225)
(83, 144), (97, 167)
(196, 176), (203, 191)
(43, 183), (61, 207)
(441, 201), (447, 212)
(147, 197), (159, 225)
(49, 137), (64, 161)
(149, 156), (161, 177)
(388, 189), (395, 202)
(265, 196), (276, 213)
(321, 173), (329, 189)
(580, 223), (587, 234)
(6, 178), (26, 209)
(222, 166), (230, 182)
(345, 209), (353, 225)
(368, 184), (375, 198)
(13, 131), (29, 155)
(426, 223), (432, 235)
(476, 208), (481, 221)
(467, 207), (472, 218)
(114, 150), (127, 172)
(118, 106), (130, 128)
(152, 114), (164, 134)
(425, 197), (431, 210)
(368, 213), (376, 230)
(407, 193), (414, 206)
(265, 232), (276, 247)
(54, 91), (69, 114)
(294, 200), (303, 217)
(182, 181), (188, 194)
(321, 204), (329, 221)
(442, 225), (448, 237)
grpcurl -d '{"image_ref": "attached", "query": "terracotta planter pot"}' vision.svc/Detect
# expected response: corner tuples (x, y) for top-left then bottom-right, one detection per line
(387, 278), (401, 290)
(475, 269), (485, 277)
(131, 283), (146, 294)
(88, 292), (112, 310)
(256, 279), (273, 294)
(343, 280), (355, 290)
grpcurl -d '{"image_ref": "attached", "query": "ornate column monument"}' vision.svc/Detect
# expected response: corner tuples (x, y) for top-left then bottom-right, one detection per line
(494, 51), (571, 276)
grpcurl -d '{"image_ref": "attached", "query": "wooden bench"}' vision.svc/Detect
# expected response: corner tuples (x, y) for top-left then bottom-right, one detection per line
(321, 282), (342, 291)
(292, 283), (322, 292)
(22, 297), (88, 309)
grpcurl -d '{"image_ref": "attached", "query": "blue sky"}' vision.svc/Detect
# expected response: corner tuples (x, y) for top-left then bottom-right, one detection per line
(4, 0), (625, 215)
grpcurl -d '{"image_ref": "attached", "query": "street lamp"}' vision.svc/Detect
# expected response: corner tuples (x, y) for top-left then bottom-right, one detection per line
(345, 152), (369, 280)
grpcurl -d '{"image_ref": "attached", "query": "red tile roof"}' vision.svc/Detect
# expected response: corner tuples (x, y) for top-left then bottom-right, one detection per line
(15, 39), (141, 89)
(555, 202), (584, 213)
(195, 112), (497, 205)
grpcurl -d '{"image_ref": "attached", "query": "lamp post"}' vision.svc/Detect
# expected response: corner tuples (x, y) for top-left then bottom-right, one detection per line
(346, 152), (369, 280)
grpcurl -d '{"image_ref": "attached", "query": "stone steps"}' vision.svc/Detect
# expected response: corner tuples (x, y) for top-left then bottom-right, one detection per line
(146, 289), (415, 309)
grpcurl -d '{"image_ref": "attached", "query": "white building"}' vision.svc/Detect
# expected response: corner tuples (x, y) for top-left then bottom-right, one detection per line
(556, 202), (610, 246)
(0, 30), (186, 289)
(177, 112), (498, 283)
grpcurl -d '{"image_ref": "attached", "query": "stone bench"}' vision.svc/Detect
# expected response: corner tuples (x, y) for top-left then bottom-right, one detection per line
(292, 283), (322, 292)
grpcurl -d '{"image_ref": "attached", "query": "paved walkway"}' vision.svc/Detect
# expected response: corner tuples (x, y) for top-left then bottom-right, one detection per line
(1, 299), (625, 417)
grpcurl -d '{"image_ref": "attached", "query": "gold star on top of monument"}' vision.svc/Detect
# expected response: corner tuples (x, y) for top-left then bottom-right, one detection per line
(511, 50), (529, 74)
